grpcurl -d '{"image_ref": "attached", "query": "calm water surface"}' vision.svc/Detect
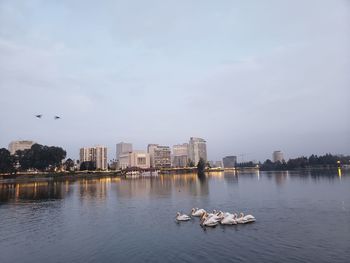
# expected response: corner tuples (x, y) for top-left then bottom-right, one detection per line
(0, 170), (349, 263)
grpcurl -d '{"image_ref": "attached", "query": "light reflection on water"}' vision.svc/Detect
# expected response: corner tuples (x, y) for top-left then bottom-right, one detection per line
(0, 170), (349, 263)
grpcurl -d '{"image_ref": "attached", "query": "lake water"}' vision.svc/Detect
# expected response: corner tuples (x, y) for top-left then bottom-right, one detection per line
(0, 170), (349, 263)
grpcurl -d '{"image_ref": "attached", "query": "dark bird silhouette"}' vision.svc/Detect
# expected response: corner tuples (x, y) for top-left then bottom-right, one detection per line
(35, 114), (42, 118)
(54, 116), (61, 120)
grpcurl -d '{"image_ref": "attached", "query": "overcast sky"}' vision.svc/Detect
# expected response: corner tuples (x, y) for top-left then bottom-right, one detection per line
(0, 0), (349, 162)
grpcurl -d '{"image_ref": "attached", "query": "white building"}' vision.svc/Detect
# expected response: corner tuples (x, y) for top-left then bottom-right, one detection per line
(79, 146), (108, 170)
(273, 151), (284, 163)
(116, 142), (133, 160)
(119, 151), (150, 169)
(172, 143), (189, 167)
(95, 146), (108, 170)
(154, 146), (171, 168)
(8, 140), (35, 155)
(188, 137), (207, 165)
(147, 144), (159, 168)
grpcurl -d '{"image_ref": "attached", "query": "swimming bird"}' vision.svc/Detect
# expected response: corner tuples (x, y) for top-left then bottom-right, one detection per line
(236, 213), (256, 224)
(191, 208), (206, 217)
(241, 213), (256, 223)
(176, 212), (191, 221)
(220, 214), (237, 225)
(200, 213), (220, 227)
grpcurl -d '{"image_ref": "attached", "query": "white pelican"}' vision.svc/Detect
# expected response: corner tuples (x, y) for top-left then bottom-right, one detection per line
(236, 213), (256, 224)
(200, 212), (220, 227)
(191, 208), (206, 217)
(220, 214), (237, 225)
(176, 212), (191, 221)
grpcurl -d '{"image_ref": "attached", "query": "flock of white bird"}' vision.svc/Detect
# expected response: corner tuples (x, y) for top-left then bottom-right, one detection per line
(176, 208), (256, 227)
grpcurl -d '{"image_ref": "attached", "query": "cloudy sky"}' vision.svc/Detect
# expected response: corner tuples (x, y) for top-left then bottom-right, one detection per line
(0, 0), (349, 162)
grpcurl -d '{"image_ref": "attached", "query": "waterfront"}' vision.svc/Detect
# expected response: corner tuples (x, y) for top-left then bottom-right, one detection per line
(0, 170), (349, 263)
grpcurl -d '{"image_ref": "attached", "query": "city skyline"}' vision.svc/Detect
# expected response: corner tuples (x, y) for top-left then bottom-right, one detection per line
(0, 0), (349, 161)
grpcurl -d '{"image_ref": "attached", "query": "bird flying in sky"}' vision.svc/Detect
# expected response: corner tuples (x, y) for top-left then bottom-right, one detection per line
(35, 114), (42, 118)
(54, 116), (61, 120)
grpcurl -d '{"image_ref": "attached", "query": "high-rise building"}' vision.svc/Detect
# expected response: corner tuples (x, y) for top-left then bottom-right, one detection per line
(95, 146), (108, 170)
(116, 142), (133, 160)
(8, 140), (35, 155)
(223, 156), (237, 168)
(147, 144), (159, 168)
(80, 146), (108, 170)
(154, 146), (171, 168)
(172, 143), (189, 167)
(119, 151), (150, 169)
(80, 147), (95, 163)
(273, 151), (284, 163)
(188, 137), (207, 165)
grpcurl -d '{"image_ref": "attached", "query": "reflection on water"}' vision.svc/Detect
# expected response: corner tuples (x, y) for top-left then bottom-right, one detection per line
(0, 170), (347, 203)
(0, 170), (349, 263)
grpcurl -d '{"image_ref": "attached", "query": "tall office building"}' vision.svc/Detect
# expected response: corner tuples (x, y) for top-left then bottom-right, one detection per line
(153, 146), (171, 168)
(95, 146), (108, 170)
(147, 144), (159, 168)
(223, 156), (237, 168)
(116, 142), (133, 160)
(172, 143), (189, 167)
(188, 137), (207, 165)
(273, 151), (284, 163)
(80, 146), (108, 170)
(8, 140), (35, 155)
(80, 147), (95, 162)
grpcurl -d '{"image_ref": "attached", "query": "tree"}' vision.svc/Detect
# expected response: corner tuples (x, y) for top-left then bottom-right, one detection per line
(64, 158), (75, 171)
(80, 161), (96, 171)
(187, 159), (195, 167)
(16, 144), (66, 171)
(0, 148), (15, 174)
(197, 158), (206, 176)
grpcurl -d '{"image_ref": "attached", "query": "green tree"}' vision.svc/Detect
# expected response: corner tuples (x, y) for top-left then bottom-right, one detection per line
(16, 144), (66, 171)
(64, 158), (75, 171)
(197, 158), (206, 176)
(0, 148), (15, 174)
(187, 159), (195, 167)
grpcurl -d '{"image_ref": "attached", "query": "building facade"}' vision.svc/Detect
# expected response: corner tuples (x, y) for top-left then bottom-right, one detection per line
(273, 151), (284, 163)
(147, 144), (159, 168)
(119, 151), (150, 169)
(172, 143), (189, 167)
(116, 142), (133, 160)
(95, 146), (108, 170)
(223, 156), (237, 168)
(154, 146), (171, 168)
(8, 140), (35, 155)
(188, 137), (207, 165)
(80, 146), (108, 170)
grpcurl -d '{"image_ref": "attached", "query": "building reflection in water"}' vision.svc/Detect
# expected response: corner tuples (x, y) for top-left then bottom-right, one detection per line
(114, 173), (209, 199)
(274, 171), (288, 186)
(223, 171), (239, 184)
(0, 180), (75, 202)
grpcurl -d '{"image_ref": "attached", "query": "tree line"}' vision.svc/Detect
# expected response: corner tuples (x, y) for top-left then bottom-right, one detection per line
(259, 153), (349, 171)
(0, 144), (66, 174)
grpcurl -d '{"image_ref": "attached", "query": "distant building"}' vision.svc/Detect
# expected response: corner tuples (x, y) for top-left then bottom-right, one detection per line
(119, 151), (150, 169)
(223, 156), (237, 168)
(8, 140), (35, 155)
(154, 146), (171, 168)
(147, 144), (159, 168)
(273, 151), (284, 163)
(215, 161), (223, 168)
(188, 137), (207, 165)
(95, 146), (108, 170)
(80, 146), (108, 170)
(172, 143), (189, 167)
(116, 142), (133, 160)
